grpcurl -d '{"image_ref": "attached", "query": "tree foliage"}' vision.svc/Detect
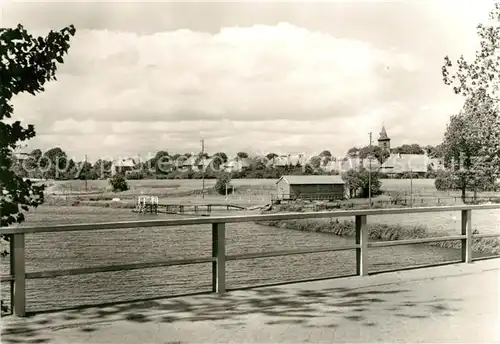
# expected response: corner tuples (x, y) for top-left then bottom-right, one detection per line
(1, 24), (76, 228)
(441, 2), (500, 197)
(236, 152), (248, 159)
(109, 174), (129, 192)
(214, 173), (232, 195)
(341, 169), (381, 198)
(392, 144), (425, 155)
(441, 93), (499, 198)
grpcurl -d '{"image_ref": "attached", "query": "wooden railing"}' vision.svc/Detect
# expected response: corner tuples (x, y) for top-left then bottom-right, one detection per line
(1, 204), (500, 317)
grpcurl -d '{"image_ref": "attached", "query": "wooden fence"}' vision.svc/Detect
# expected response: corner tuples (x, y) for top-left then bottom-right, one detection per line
(1, 204), (500, 317)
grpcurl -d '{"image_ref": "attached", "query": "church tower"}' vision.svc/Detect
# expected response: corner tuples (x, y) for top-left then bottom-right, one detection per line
(378, 126), (391, 152)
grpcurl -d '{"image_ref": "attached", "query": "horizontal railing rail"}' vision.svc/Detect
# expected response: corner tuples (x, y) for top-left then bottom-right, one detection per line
(1, 204), (499, 317)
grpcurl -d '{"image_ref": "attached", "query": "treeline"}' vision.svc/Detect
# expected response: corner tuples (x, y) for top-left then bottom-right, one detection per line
(11, 143), (444, 181)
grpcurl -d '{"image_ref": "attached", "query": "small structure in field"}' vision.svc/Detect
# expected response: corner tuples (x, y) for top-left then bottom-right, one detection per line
(275, 175), (346, 202)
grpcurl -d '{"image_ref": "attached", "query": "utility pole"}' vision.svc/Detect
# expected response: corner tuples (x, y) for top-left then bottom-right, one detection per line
(201, 139), (205, 199)
(84, 154), (88, 192)
(410, 168), (413, 208)
(368, 132), (372, 208)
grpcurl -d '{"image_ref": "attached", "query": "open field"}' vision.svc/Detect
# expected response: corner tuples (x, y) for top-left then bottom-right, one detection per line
(41, 178), (500, 210)
(45, 178), (500, 199)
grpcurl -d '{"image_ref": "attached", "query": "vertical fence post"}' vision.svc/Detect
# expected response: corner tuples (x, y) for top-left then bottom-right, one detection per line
(211, 223), (226, 294)
(10, 233), (26, 317)
(355, 215), (368, 276)
(461, 209), (472, 263)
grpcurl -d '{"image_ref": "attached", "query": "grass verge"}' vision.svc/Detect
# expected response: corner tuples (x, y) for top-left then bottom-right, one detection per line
(261, 218), (500, 254)
(259, 202), (500, 255)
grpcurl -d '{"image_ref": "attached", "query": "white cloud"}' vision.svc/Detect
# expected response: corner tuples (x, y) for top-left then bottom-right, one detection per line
(15, 23), (418, 123)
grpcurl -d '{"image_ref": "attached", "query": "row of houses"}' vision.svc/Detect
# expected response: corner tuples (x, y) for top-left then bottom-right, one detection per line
(110, 153), (445, 176)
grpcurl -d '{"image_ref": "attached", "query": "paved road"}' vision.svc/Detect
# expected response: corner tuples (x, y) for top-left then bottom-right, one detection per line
(2, 259), (499, 343)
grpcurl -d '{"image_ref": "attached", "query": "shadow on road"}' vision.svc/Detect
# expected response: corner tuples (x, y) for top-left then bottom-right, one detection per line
(1, 283), (463, 344)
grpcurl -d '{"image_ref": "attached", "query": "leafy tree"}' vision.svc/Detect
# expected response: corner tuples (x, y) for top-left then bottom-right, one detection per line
(76, 161), (93, 180)
(109, 174), (129, 192)
(40, 147), (70, 179)
(393, 144), (425, 155)
(249, 156), (267, 171)
(214, 173), (233, 195)
(347, 147), (359, 157)
(92, 159), (112, 179)
(424, 144), (444, 158)
(441, 1), (500, 185)
(341, 169), (381, 198)
(309, 156), (322, 169)
(441, 93), (499, 199)
(147, 151), (169, 174)
(10, 154), (28, 178)
(266, 152), (278, 161)
(1, 24), (75, 229)
(237, 152), (248, 159)
(358, 145), (390, 163)
(319, 150), (332, 157)
(213, 152), (228, 163)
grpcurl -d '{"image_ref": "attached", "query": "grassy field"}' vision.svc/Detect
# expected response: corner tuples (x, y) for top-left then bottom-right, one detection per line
(46, 178), (498, 195)
(41, 178), (500, 210)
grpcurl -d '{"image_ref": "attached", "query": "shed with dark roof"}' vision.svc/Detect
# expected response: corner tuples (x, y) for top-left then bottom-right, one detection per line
(275, 175), (346, 201)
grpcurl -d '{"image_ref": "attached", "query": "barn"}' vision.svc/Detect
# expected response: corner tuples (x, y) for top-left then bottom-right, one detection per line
(275, 175), (346, 201)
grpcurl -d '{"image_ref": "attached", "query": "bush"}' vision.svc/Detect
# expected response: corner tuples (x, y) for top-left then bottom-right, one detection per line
(109, 174), (129, 192)
(341, 169), (382, 198)
(126, 171), (144, 180)
(425, 170), (437, 179)
(434, 170), (456, 191)
(214, 173), (233, 195)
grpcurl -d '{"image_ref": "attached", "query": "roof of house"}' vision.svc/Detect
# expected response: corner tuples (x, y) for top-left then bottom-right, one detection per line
(277, 175), (345, 185)
(378, 126), (390, 141)
(112, 158), (136, 167)
(224, 157), (251, 168)
(273, 154), (305, 166)
(380, 154), (429, 173)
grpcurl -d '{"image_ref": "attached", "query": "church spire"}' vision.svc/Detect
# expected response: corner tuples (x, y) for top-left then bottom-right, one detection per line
(378, 125), (391, 152)
(379, 126), (389, 141)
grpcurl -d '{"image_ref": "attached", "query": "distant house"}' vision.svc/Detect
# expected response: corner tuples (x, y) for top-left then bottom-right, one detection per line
(223, 157), (251, 173)
(272, 154), (305, 168)
(178, 156), (213, 172)
(428, 158), (445, 172)
(330, 157), (380, 173)
(338, 157), (362, 172)
(275, 175), (346, 201)
(379, 153), (430, 177)
(111, 158), (136, 176)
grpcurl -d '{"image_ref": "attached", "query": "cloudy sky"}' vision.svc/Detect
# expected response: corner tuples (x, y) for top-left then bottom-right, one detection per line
(2, 0), (495, 161)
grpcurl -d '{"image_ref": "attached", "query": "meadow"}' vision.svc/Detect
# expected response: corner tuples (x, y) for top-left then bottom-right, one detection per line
(44, 178), (500, 208)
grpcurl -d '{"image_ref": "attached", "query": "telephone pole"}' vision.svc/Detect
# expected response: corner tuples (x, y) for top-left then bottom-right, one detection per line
(410, 168), (413, 208)
(368, 132), (372, 208)
(201, 139), (205, 199)
(84, 154), (88, 192)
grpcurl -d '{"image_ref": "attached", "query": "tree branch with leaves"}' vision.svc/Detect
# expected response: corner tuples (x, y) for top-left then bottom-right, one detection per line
(1, 24), (76, 230)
